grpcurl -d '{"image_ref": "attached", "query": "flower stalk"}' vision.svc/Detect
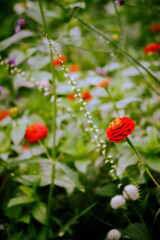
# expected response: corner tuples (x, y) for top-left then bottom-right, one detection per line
(126, 137), (160, 189)
(38, 0), (57, 239)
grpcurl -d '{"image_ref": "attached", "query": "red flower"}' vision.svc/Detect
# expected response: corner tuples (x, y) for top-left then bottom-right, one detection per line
(21, 145), (30, 150)
(53, 55), (66, 67)
(144, 43), (160, 54)
(106, 117), (135, 143)
(25, 123), (48, 143)
(0, 110), (10, 121)
(67, 93), (75, 100)
(69, 64), (80, 73)
(82, 92), (92, 101)
(150, 23), (160, 33)
(96, 78), (112, 87)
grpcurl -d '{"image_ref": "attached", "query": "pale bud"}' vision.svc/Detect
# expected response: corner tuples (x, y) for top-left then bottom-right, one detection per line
(123, 184), (139, 201)
(110, 195), (126, 209)
(106, 229), (121, 240)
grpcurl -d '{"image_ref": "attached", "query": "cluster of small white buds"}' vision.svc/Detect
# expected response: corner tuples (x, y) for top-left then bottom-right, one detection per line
(123, 184), (139, 201)
(110, 195), (126, 209)
(106, 229), (121, 240)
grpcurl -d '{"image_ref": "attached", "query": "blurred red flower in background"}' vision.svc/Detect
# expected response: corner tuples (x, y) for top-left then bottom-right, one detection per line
(150, 23), (160, 33)
(0, 110), (10, 121)
(106, 117), (135, 143)
(96, 78), (112, 87)
(25, 123), (48, 143)
(82, 92), (92, 101)
(69, 64), (80, 73)
(144, 43), (160, 54)
(67, 93), (75, 100)
(53, 55), (66, 67)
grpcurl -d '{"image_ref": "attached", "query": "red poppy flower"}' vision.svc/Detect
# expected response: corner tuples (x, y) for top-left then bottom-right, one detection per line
(150, 23), (160, 33)
(96, 78), (112, 87)
(144, 43), (160, 54)
(82, 92), (92, 101)
(25, 123), (48, 143)
(67, 93), (75, 100)
(106, 117), (135, 143)
(0, 110), (10, 121)
(69, 64), (80, 73)
(53, 55), (66, 67)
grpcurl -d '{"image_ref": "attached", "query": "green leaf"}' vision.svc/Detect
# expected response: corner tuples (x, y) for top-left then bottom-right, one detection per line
(8, 157), (52, 168)
(153, 208), (160, 224)
(54, 173), (77, 193)
(31, 202), (47, 225)
(95, 184), (119, 197)
(146, 157), (160, 173)
(11, 125), (26, 145)
(147, 127), (159, 150)
(0, 132), (10, 153)
(0, 30), (34, 51)
(9, 48), (36, 66)
(30, 71), (52, 81)
(124, 223), (152, 240)
(75, 159), (91, 173)
(28, 114), (45, 124)
(17, 215), (31, 224)
(122, 66), (139, 76)
(116, 155), (138, 178)
(116, 97), (141, 109)
(8, 196), (35, 207)
(27, 55), (50, 70)
(60, 134), (94, 157)
(69, 2), (86, 9)
(19, 186), (34, 197)
(0, 116), (11, 126)
(56, 162), (84, 192)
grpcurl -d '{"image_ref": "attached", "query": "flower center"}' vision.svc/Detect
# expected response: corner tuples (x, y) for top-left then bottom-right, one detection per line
(109, 118), (122, 129)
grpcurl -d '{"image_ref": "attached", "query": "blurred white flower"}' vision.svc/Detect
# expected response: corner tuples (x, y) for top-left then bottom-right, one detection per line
(123, 184), (139, 200)
(13, 2), (25, 14)
(13, 1), (33, 14)
(38, 79), (50, 90)
(69, 27), (81, 41)
(107, 229), (121, 240)
(110, 195), (126, 209)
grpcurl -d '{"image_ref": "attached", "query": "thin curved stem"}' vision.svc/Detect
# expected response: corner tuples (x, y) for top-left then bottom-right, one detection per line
(112, 0), (122, 35)
(38, 140), (52, 160)
(126, 137), (160, 189)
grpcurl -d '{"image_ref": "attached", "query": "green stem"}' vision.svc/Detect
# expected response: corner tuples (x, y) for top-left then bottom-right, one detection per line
(38, 0), (57, 239)
(53, 0), (160, 85)
(112, 0), (122, 35)
(38, 140), (52, 160)
(126, 137), (160, 189)
(105, 87), (120, 117)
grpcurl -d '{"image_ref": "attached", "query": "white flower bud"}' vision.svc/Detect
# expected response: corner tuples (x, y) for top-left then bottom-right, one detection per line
(123, 184), (139, 201)
(107, 229), (121, 240)
(110, 195), (126, 209)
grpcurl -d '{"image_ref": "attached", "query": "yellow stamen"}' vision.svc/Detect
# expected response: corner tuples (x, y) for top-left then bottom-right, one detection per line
(109, 118), (121, 129)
